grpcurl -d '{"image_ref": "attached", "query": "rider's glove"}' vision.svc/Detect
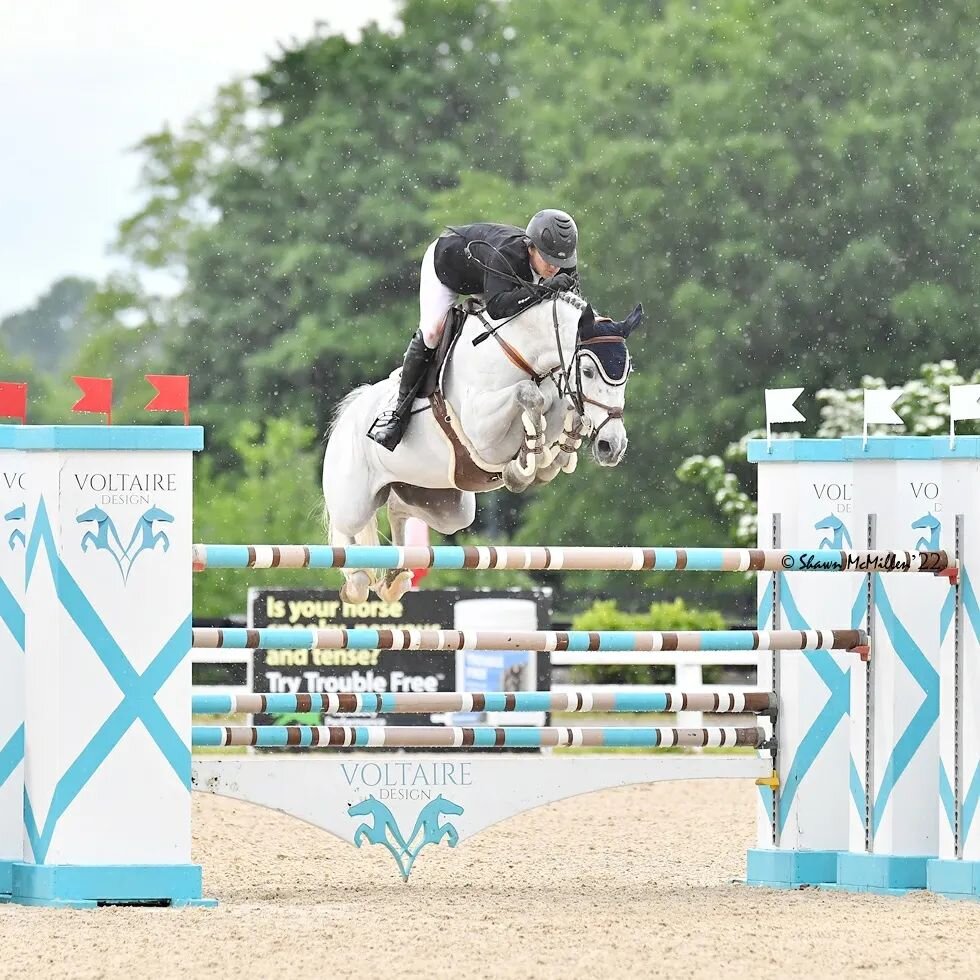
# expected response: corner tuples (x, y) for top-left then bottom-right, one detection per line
(539, 272), (576, 293)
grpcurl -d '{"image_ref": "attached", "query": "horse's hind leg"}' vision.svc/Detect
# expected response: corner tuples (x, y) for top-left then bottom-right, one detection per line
(373, 486), (477, 603)
(325, 487), (388, 605)
(332, 534), (372, 605)
(388, 485), (476, 535)
(374, 491), (416, 603)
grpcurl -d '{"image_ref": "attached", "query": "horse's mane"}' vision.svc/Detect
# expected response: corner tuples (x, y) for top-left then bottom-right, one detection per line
(555, 290), (588, 313)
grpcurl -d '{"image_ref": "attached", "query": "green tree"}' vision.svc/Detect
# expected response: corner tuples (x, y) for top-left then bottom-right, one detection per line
(678, 360), (980, 544)
(571, 597), (728, 684)
(0, 341), (58, 422)
(193, 417), (325, 616)
(79, 0), (979, 617)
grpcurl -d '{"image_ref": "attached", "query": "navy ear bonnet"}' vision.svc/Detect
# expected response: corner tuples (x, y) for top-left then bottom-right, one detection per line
(577, 303), (643, 382)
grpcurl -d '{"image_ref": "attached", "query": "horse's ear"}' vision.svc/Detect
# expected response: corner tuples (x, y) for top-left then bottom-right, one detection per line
(578, 304), (597, 337)
(622, 303), (644, 336)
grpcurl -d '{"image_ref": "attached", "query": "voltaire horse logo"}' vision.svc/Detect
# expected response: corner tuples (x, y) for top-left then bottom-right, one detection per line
(4, 504), (26, 550)
(77, 505), (175, 582)
(912, 513), (941, 552)
(348, 794), (464, 879)
(815, 513), (852, 550)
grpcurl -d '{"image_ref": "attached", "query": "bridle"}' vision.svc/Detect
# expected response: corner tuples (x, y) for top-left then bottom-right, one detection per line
(474, 302), (631, 442)
(471, 292), (585, 408)
(571, 336), (631, 439)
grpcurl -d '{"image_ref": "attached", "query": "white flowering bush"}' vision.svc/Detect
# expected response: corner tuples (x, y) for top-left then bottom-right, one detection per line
(677, 362), (979, 545)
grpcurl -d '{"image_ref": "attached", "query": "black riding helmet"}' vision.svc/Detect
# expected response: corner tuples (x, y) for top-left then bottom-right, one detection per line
(525, 209), (578, 268)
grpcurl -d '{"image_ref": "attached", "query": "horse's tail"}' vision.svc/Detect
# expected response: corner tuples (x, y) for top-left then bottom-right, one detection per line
(326, 385), (373, 443)
(321, 385), (390, 587)
(321, 385), (373, 537)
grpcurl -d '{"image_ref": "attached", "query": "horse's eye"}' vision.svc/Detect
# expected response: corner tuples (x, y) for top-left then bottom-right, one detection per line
(582, 364), (596, 379)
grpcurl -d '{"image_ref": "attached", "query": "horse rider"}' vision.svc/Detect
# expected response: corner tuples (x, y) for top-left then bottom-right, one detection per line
(367, 209), (580, 451)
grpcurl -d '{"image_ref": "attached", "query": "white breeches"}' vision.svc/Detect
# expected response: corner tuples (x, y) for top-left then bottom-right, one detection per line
(418, 240), (458, 348)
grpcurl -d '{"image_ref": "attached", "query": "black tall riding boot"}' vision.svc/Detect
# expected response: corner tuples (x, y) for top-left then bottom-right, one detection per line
(367, 330), (436, 451)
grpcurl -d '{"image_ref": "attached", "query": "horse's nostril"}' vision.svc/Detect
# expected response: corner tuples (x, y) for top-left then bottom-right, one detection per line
(598, 439), (613, 455)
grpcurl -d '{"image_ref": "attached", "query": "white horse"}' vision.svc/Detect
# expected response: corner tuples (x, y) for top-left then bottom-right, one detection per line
(322, 294), (642, 604)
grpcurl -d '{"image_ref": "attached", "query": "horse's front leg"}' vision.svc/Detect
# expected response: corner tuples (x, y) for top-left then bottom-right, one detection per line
(500, 382), (549, 493)
(537, 408), (588, 483)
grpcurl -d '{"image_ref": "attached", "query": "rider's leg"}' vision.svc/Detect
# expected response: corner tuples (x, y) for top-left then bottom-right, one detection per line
(368, 242), (456, 451)
(417, 241), (456, 349)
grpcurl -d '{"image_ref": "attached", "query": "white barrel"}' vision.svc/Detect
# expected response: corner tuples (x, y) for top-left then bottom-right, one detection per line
(453, 598), (540, 724)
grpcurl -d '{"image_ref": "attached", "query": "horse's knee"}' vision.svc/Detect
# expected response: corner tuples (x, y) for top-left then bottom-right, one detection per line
(516, 381), (545, 412)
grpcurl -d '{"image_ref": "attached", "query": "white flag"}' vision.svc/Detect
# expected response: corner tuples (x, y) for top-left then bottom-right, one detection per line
(949, 383), (980, 448)
(765, 388), (805, 426)
(950, 384), (980, 422)
(864, 388), (904, 427)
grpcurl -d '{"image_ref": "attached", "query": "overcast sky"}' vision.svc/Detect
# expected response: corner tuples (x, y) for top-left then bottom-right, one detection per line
(0, 0), (397, 318)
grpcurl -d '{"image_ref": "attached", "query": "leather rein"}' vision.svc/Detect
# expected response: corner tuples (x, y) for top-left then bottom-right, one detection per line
(471, 297), (628, 440)
(471, 293), (581, 395)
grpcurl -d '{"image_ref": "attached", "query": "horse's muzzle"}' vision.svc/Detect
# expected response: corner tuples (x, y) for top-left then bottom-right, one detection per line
(593, 434), (627, 466)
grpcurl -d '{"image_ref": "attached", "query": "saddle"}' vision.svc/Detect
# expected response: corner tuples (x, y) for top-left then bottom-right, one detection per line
(420, 303), (468, 398)
(424, 303), (508, 493)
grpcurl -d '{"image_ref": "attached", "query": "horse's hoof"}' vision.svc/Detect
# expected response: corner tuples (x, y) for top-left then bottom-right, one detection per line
(561, 453), (578, 474)
(503, 469), (532, 493)
(376, 571), (413, 603)
(340, 571), (371, 605)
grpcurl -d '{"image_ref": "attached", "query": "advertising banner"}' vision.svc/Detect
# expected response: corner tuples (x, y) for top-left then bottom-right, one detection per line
(247, 588), (551, 729)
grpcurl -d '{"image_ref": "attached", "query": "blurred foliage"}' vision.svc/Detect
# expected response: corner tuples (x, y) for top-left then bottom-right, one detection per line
(193, 418), (324, 615)
(570, 597), (728, 684)
(679, 359), (980, 544)
(1, 277), (98, 374)
(4, 0), (979, 617)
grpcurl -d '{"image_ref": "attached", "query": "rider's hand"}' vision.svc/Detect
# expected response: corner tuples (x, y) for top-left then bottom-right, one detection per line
(540, 272), (576, 292)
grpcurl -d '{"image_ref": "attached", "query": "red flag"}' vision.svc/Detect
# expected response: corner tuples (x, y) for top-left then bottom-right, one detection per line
(72, 376), (113, 425)
(0, 382), (28, 424)
(145, 375), (190, 425)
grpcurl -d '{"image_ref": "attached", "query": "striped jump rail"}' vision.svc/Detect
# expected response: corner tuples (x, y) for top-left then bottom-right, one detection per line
(192, 627), (869, 653)
(191, 544), (954, 574)
(192, 724), (769, 749)
(191, 690), (777, 716)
